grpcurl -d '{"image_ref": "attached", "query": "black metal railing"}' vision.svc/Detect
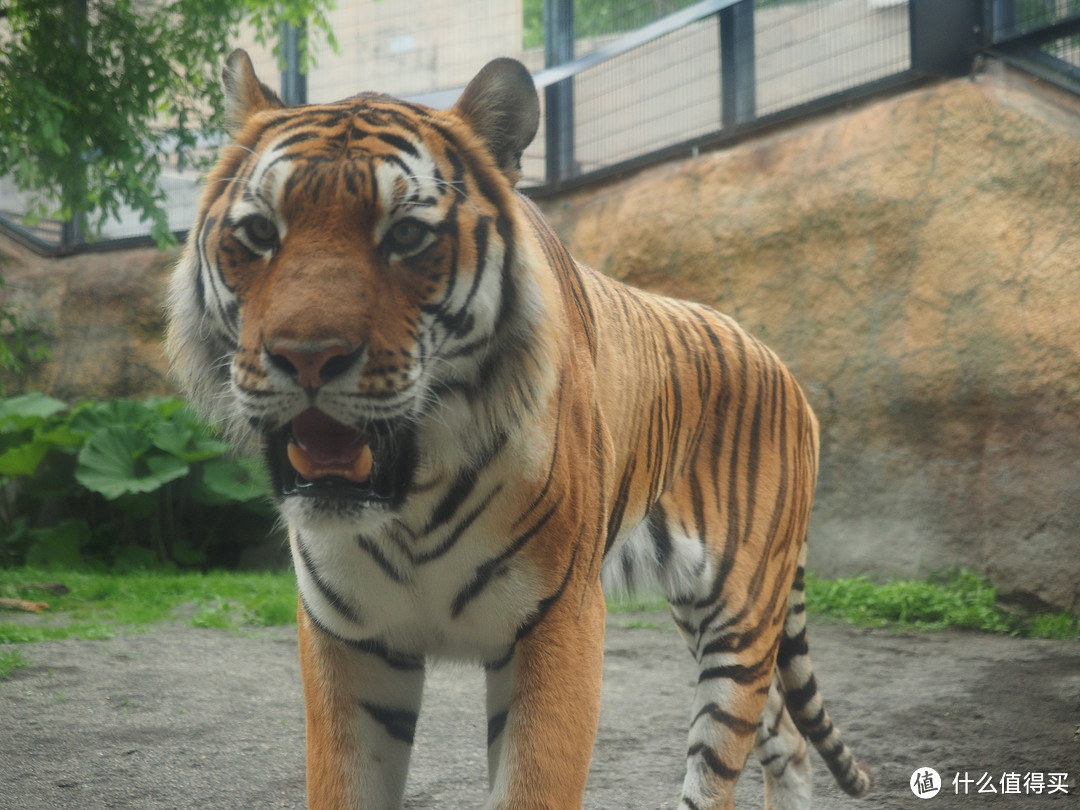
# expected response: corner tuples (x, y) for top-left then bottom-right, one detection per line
(982, 0), (1080, 90)
(517, 0), (913, 192)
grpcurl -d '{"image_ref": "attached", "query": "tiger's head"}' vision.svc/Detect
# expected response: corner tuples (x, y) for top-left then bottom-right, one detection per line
(166, 51), (549, 513)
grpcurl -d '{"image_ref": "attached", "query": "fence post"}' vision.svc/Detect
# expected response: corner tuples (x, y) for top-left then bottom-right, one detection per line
(59, 213), (84, 252)
(544, 0), (575, 185)
(910, 0), (980, 76)
(280, 19), (307, 106)
(720, 0), (755, 130)
(989, 0), (1017, 40)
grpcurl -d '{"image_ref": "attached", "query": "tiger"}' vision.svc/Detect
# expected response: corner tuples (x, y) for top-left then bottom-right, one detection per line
(166, 49), (873, 810)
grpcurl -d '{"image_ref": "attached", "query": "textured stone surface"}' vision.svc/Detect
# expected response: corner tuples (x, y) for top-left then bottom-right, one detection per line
(0, 239), (173, 400)
(538, 63), (1080, 611)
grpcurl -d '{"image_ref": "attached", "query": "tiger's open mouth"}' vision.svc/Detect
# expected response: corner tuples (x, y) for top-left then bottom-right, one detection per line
(266, 408), (417, 506)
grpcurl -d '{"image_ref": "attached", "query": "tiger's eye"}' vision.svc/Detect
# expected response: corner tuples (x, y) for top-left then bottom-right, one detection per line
(387, 219), (428, 252)
(242, 215), (278, 250)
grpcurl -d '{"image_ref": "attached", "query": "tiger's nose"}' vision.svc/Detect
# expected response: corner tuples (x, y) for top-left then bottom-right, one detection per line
(267, 343), (360, 389)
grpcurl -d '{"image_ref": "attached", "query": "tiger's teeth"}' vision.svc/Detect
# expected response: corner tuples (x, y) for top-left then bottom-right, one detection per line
(287, 442), (374, 484)
(352, 444), (374, 481)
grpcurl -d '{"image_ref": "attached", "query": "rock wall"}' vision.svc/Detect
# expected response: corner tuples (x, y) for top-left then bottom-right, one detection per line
(537, 62), (1080, 612)
(2, 62), (1076, 610)
(0, 239), (173, 400)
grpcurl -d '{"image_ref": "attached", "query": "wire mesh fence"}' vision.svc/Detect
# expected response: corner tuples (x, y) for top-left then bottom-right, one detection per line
(755, 0), (910, 116)
(570, 21), (724, 178)
(253, 0), (913, 189)
(990, 0), (1080, 38)
(2, 0), (1075, 251)
(1044, 32), (1080, 67)
(983, 0), (1080, 99)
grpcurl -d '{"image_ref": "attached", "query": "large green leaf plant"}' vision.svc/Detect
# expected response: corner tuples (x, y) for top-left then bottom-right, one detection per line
(0, 394), (275, 569)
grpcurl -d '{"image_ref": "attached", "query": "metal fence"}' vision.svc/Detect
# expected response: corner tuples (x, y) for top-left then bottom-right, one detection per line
(3, 0), (1080, 253)
(984, 0), (1080, 87)
(524, 0), (913, 188)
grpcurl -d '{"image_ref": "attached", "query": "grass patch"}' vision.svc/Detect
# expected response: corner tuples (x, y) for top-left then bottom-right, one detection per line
(606, 592), (667, 613)
(0, 648), (30, 679)
(805, 569), (1079, 639)
(1, 567), (1074, 647)
(620, 619), (662, 630)
(604, 569), (1078, 640)
(0, 568), (298, 643)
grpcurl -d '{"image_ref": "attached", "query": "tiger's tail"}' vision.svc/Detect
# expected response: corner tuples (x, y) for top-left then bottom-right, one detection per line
(776, 548), (874, 798)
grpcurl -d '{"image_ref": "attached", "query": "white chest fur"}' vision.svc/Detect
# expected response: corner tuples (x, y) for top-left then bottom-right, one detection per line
(286, 481), (545, 664)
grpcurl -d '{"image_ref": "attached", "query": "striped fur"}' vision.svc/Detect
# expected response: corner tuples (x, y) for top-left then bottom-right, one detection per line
(166, 51), (871, 810)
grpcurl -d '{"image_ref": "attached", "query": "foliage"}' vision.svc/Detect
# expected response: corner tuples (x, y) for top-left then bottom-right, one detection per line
(1, 565), (1074, 655)
(0, 568), (297, 645)
(805, 569), (1080, 640)
(0, 647), (30, 680)
(524, 0), (700, 49)
(0, 272), (49, 397)
(523, 0), (806, 49)
(609, 568), (1078, 640)
(0, 394), (277, 570)
(605, 592), (667, 613)
(0, 0), (337, 248)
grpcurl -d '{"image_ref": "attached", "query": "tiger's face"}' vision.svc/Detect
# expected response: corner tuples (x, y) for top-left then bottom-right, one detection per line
(167, 53), (541, 512)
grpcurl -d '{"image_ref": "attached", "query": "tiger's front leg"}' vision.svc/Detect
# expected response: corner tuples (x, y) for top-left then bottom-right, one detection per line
(298, 604), (425, 810)
(484, 575), (606, 810)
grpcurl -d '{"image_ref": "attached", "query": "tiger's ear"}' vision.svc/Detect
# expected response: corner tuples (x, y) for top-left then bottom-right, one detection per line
(454, 58), (540, 186)
(222, 49), (285, 136)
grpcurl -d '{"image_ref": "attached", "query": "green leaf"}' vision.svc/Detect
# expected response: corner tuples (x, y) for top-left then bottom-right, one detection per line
(0, 392), (67, 420)
(147, 397), (189, 420)
(0, 392), (67, 432)
(35, 423), (85, 452)
(0, 0), (338, 249)
(146, 452), (192, 486)
(75, 426), (189, 499)
(198, 456), (270, 504)
(149, 419), (227, 463)
(0, 439), (52, 477)
(68, 399), (156, 436)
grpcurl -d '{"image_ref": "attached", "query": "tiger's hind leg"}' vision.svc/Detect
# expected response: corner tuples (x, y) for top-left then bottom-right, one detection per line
(667, 595), (779, 810)
(603, 509), (818, 809)
(604, 520), (773, 810)
(754, 677), (812, 810)
(603, 510), (809, 810)
(604, 517), (773, 809)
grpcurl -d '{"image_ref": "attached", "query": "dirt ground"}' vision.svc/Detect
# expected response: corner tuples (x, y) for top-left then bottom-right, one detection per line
(1, 611), (1077, 809)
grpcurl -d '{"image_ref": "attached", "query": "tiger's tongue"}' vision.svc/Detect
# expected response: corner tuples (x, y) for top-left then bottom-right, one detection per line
(287, 408), (373, 484)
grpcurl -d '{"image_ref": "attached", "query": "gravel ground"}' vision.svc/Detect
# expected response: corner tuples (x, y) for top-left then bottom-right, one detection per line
(1, 612), (1078, 809)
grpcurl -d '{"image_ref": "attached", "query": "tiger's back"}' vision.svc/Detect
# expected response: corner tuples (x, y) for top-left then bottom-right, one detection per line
(524, 199), (871, 805)
(166, 50), (870, 810)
